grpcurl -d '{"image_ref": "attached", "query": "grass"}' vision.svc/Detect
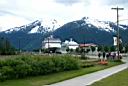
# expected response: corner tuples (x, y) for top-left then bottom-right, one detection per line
(0, 61), (122, 86)
(91, 68), (128, 86)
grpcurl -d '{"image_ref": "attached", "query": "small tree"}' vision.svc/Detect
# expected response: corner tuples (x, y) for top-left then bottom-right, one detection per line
(86, 48), (90, 53)
(125, 44), (128, 53)
(70, 49), (74, 53)
(75, 47), (79, 53)
(104, 46), (109, 52)
(80, 48), (84, 53)
(75, 47), (81, 54)
(119, 44), (123, 53)
(66, 48), (70, 53)
(110, 46), (116, 52)
(0, 37), (16, 55)
(97, 46), (102, 52)
(91, 46), (95, 52)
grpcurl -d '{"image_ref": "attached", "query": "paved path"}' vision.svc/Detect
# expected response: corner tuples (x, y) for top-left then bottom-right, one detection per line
(47, 57), (128, 86)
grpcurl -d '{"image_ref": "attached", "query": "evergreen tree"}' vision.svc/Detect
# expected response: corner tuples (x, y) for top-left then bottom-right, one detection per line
(110, 46), (116, 52)
(125, 44), (128, 53)
(0, 37), (16, 55)
(104, 46), (109, 52)
(97, 46), (103, 52)
(91, 46), (95, 52)
(119, 44), (123, 53)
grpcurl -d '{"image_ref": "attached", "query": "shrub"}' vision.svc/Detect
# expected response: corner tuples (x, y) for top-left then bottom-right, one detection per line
(62, 57), (80, 70)
(80, 54), (88, 60)
(0, 60), (4, 67)
(113, 59), (122, 62)
(0, 66), (14, 81)
(14, 63), (32, 78)
(3, 58), (25, 67)
(81, 63), (94, 68)
(52, 57), (65, 72)
(0, 55), (80, 81)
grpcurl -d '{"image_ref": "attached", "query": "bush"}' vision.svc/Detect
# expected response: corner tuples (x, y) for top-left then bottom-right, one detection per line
(62, 57), (80, 70)
(113, 59), (122, 62)
(81, 53), (88, 60)
(14, 64), (32, 78)
(0, 66), (14, 81)
(0, 60), (4, 67)
(0, 55), (80, 81)
(81, 63), (94, 68)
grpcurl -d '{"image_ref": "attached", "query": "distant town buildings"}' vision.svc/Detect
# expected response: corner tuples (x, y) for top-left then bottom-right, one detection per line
(42, 35), (97, 54)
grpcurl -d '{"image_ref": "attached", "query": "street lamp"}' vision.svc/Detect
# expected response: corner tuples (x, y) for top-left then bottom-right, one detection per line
(111, 7), (124, 59)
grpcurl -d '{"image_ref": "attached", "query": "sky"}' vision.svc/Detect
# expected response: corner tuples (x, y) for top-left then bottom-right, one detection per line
(0, 0), (128, 31)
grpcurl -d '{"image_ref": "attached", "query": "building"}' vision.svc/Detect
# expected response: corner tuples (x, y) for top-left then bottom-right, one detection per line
(79, 43), (97, 54)
(42, 35), (61, 51)
(79, 43), (97, 48)
(62, 38), (79, 50)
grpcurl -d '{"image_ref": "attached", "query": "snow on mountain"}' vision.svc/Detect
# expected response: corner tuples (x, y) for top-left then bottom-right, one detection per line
(2, 19), (62, 34)
(28, 19), (61, 34)
(28, 26), (40, 34)
(3, 20), (41, 34)
(41, 19), (60, 31)
(1, 17), (127, 34)
(5, 26), (28, 34)
(119, 25), (128, 30)
(81, 17), (116, 32)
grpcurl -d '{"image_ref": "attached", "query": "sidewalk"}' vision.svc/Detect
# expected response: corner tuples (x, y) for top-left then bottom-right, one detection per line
(47, 59), (128, 86)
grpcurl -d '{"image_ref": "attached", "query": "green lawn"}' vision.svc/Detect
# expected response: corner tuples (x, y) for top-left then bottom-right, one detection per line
(0, 61), (122, 86)
(91, 69), (128, 86)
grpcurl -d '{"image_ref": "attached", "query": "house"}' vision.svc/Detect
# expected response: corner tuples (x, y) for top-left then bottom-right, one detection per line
(79, 43), (97, 54)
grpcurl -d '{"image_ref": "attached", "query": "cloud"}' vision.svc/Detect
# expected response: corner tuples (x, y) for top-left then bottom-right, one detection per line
(54, 0), (83, 6)
(0, 15), (31, 31)
(103, 0), (128, 5)
(0, 0), (128, 31)
(0, 10), (33, 21)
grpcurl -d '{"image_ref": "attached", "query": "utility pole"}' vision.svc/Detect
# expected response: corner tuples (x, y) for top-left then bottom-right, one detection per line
(111, 7), (124, 59)
(48, 37), (50, 55)
(19, 39), (21, 53)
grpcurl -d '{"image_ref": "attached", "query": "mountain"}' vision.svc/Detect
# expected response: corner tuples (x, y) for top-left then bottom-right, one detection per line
(53, 17), (128, 45)
(0, 17), (128, 50)
(3, 19), (60, 34)
(0, 19), (61, 50)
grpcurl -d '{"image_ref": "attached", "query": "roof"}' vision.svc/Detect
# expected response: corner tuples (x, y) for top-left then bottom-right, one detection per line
(68, 41), (78, 45)
(43, 35), (61, 43)
(63, 38), (78, 46)
(79, 43), (97, 47)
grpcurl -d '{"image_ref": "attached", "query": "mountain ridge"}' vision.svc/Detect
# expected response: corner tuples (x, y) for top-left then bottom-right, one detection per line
(1, 19), (61, 34)
(0, 17), (128, 50)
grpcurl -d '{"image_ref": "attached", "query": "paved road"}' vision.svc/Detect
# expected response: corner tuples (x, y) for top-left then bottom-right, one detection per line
(46, 57), (128, 86)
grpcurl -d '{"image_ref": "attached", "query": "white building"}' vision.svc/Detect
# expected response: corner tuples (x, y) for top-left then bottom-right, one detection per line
(42, 35), (61, 49)
(62, 38), (79, 50)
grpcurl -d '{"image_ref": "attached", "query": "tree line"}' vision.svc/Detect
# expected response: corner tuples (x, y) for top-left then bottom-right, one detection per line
(0, 37), (16, 55)
(66, 45), (128, 54)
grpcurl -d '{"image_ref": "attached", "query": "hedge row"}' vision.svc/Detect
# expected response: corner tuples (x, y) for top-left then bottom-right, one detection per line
(0, 55), (80, 81)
